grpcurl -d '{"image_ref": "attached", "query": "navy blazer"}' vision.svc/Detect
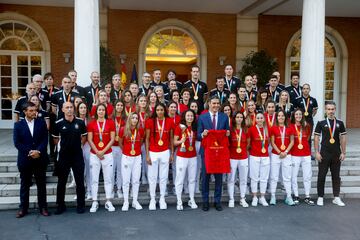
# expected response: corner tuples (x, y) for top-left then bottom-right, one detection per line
(197, 111), (230, 141)
(13, 118), (49, 170)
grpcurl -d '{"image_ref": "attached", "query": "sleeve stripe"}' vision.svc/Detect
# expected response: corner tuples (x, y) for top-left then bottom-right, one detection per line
(52, 134), (60, 138)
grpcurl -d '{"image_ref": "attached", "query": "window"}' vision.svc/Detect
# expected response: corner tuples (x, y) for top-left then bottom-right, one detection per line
(145, 28), (198, 63)
(289, 36), (337, 101)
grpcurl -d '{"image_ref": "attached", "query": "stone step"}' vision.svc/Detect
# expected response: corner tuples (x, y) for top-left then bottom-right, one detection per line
(1, 187), (358, 210)
(0, 162), (55, 173)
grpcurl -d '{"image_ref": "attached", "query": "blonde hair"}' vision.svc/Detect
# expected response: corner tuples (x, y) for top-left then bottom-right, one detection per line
(124, 112), (140, 139)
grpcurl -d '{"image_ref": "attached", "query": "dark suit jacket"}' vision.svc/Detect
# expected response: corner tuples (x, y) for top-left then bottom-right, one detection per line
(13, 118), (49, 170)
(197, 111), (230, 147)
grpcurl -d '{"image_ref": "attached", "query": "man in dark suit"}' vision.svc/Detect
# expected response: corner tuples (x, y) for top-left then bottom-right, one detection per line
(13, 102), (49, 218)
(197, 96), (230, 211)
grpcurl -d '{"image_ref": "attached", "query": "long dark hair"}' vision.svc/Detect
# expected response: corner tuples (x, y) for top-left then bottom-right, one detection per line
(151, 102), (168, 140)
(275, 109), (288, 127)
(180, 109), (197, 132)
(113, 99), (126, 120)
(232, 110), (246, 131)
(76, 102), (88, 119)
(290, 108), (306, 128)
(95, 103), (108, 119)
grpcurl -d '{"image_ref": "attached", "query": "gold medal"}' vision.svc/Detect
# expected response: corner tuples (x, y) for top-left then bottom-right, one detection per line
(158, 139), (164, 146)
(280, 145), (286, 150)
(130, 149), (136, 155)
(330, 138), (335, 144)
(188, 146), (194, 151)
(98, 142), (104, 148)
(261, 148), (266, 154)
(304, 112), (309, 117)
(115, 136), (119, 142)
(236, 148), (242, 153)
(194, 95), (198, 100)
(298, 144), (303, 149)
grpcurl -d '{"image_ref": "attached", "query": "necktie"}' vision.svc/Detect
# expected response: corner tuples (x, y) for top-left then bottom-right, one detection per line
(212, 114), (216, 130)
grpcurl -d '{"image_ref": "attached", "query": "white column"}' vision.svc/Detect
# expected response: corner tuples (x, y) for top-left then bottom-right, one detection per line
(300, 0), (325, 123)
(74, 0), (100, 87)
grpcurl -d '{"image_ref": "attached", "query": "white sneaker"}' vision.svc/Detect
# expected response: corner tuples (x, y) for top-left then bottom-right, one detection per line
(240, 198), (249, 208)
(259, 197), (269, 207)
(117, 190), (123, 199)
(149, 199), (156, 211)
(159, 197), (167, 210)
(122, 201), (129, 211)
(86, 193), (92, 200)
(67, 181), (76, 188)
(105, 201), (116, 212)
(188, 200), (198, 209)
(228, 199), (235, 208)
(132, 201), (143, 210)
(89, 201), (99, 213)
(332, 197), (345, 207)
(252, 196), (258, 207)
(317, 197), (324, 206)
(177, 201), (183, 211)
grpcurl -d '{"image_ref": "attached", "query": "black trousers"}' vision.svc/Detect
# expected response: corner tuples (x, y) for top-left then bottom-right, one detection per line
(19, 161), (47, 211)
(56, 154), (85, 208)
(317, 151), (341, 197)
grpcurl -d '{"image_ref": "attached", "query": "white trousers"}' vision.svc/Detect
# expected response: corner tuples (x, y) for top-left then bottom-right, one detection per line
(292, 155), (312, 197)
(270, 153), (292, 197)
(112, 146), (122, 189)
(249, 156), (270, 194)
(175, 156), (197, 201)
(141, 144), (148, 183)
(82, 142), (91, 194)
(228, 159), (248, 199)
(121, 154), (142, 202)
(90, 153), (114, 200)
(148, 150), (170, 199)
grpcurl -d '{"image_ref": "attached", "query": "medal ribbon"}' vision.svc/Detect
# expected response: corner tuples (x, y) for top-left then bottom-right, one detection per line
(217, 91), (224, 103)
(236, 128), (242, 149)
(226, 78), (232, 91)
(279, 126), (285, 148)
(192, 83), (199, 99)
(187, 128), (193, 148)
(125, 106), (132, 117)
(267, 114), (275, 127)
(293, 86), (300, 98)
(157, 118), (165, 142)
(139, 112), (145, 128)
(130, 129), (137, 151)
(326, 118), (336, 140)
(302, 97), (310, 113)
(115, 117), (121, 139)
(294, 124), (302, 145)
(97, 119), (106, 144)
(256, 125), (266, 150)
(62, 90), (71, 102)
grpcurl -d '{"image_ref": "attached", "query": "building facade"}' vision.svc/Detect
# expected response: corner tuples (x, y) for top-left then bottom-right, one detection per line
(0, 0), (359, 128)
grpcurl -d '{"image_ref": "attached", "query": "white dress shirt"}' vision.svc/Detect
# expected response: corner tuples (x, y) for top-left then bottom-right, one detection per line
(208, 111), (219, 130)
(25, 117), (34, 137)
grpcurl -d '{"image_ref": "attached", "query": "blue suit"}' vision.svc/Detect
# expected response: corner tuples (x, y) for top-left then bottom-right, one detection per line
(13, 118), (48, 211)
(197, 111), (229, 204)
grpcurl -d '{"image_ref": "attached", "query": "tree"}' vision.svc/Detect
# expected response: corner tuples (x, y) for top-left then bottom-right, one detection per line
(238, 50), (278, 87)
(100, 45), (116, 85)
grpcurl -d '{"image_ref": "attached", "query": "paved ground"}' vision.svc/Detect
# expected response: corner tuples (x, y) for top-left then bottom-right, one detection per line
(1, 199), (360, 240)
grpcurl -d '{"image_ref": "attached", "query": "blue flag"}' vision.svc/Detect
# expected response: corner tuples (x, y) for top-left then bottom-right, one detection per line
(131, 63), (138, 83)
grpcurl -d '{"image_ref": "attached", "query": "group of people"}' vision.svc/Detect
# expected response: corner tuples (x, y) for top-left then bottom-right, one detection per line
(13, 64), (347, 218)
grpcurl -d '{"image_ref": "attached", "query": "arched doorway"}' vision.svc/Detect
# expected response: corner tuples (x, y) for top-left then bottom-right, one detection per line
(139, 19), (207, 84)
(285, 26), (348, 121)
(0, 13), (50, 128)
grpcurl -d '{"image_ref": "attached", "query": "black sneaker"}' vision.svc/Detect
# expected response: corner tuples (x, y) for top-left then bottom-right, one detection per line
(304, 197), (315, 206)
(293, 196), (300, 205)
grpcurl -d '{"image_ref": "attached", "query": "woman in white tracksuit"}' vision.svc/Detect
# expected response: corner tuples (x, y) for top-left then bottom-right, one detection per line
(173, 109), (198, 210)
(145, 102), (174, 210)
(77, 102), (92, 200)
(87, 103), (116, 213)
(119, 112), (144, 211)
(290, 109), (315, 206)
(269, 109), (295, 206)
(228, 111), (249, 208)
(248, 112), (270, 207)
(136, 94), (151, 185)
(113, 99), (125, 198)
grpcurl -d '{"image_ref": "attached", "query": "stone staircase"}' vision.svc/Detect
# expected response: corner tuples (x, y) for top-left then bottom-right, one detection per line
(0, 150), (360, 210)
